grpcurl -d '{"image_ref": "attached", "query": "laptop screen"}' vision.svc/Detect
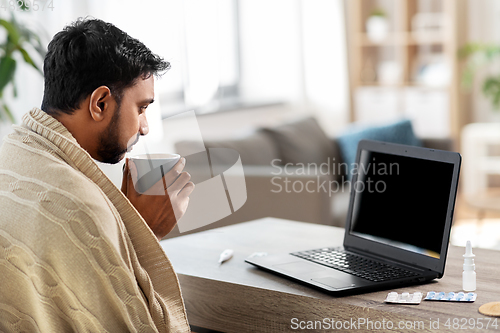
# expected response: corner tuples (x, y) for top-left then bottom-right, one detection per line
(348, 149), (455, 259)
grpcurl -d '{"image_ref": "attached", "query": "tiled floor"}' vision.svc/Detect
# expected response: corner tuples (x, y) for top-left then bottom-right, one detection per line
(451, 194), (500, 251)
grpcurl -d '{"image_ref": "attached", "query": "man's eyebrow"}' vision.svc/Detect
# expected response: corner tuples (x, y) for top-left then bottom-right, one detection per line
(138, 98), (155, 105)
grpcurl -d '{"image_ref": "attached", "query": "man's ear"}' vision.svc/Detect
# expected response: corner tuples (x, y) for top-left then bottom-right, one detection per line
(89, 86), (113, 122)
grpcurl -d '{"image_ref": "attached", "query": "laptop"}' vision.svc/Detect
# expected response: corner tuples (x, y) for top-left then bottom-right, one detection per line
(245, 139), (461, 294)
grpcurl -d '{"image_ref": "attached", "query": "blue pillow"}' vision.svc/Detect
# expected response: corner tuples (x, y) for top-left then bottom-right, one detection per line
(337, 119), (422, 177)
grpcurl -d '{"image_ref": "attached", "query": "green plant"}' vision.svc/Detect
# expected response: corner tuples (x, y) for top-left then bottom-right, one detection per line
(459, 42), (500, 109)
(370, 8), (386, 18)
(0, 12), (45, 122)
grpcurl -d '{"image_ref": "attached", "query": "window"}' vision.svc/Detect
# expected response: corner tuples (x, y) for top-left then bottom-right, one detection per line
(24, 0), (348, 126)
(65, 0), (241, 118)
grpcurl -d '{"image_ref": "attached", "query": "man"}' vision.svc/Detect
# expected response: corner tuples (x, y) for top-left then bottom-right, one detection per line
(0, 18), (194, 332)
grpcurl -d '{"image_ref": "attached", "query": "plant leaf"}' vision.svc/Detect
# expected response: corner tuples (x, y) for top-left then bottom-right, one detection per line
(1, 103), (15, 123)
(0, 56), (16, 94)
(0, 14), (45, 124)
(0, 19), (20, 45)
(18, 47), (40, 73)
(482, 76), (500, 109)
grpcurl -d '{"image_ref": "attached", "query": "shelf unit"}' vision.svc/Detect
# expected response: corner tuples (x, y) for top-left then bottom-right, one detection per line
(345, 0), (468, 139)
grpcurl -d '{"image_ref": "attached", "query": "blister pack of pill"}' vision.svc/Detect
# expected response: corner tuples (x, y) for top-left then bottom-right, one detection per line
(384, 292), (423, 304)
(424, 291), (477, 302)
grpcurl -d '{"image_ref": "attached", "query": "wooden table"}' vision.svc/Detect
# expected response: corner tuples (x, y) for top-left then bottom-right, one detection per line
(160, 218), (500, 332)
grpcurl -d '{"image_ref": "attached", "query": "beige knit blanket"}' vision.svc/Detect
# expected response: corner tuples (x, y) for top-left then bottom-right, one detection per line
(0, 108), (190, 332)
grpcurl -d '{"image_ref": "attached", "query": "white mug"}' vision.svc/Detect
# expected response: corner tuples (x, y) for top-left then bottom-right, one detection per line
(129, 153), (181, 193)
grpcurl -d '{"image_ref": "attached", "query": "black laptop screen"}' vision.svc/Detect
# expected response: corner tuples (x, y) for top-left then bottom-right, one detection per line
(348, 149), (455, 259)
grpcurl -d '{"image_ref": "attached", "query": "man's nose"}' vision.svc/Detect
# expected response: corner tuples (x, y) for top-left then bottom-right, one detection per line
(139, 114), (149, 136)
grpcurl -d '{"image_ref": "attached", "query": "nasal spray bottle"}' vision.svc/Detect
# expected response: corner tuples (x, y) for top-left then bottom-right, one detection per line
(463, 240), (476, 292)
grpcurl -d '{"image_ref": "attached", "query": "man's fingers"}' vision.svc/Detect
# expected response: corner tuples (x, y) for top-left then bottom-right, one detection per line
(163, 158), (186, 187)
(128, 159), (140, 194)
(147, 164), (181, 195)
(146, 168), (171, 196)
(151, 157), (187, 195)
(167, 171), (191, 194)
(178, 181), (195, 198)
(121, 158), (129, 194)
(145, 157), (187, 195)
(177, 196), (190, 220)
(172, 195), (191, 222)
(130, 157), (188, 196)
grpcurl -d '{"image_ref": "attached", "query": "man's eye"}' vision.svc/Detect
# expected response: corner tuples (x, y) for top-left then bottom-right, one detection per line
(139, 106), (148, 114)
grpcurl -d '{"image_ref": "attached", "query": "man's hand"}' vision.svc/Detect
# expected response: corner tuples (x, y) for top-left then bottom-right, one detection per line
(121, 157), (195, 240)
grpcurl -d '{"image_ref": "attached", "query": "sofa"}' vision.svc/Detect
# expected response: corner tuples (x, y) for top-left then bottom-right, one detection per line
(165, 117), (453, 238)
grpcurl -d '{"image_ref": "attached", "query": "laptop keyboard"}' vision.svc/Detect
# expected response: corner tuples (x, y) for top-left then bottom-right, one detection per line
(291, 248), (419, 282)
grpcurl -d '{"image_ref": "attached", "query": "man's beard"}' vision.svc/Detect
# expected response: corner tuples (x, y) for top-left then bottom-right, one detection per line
(97, 105), (128, 164)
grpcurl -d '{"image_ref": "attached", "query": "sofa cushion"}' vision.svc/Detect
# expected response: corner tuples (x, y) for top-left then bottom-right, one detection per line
(336, 119), (422, 176)
(262, 117), (337, 171)
(176, 131), (280, 166)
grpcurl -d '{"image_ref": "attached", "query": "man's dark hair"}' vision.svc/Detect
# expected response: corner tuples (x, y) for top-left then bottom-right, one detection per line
(41, 18), (170, 115)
